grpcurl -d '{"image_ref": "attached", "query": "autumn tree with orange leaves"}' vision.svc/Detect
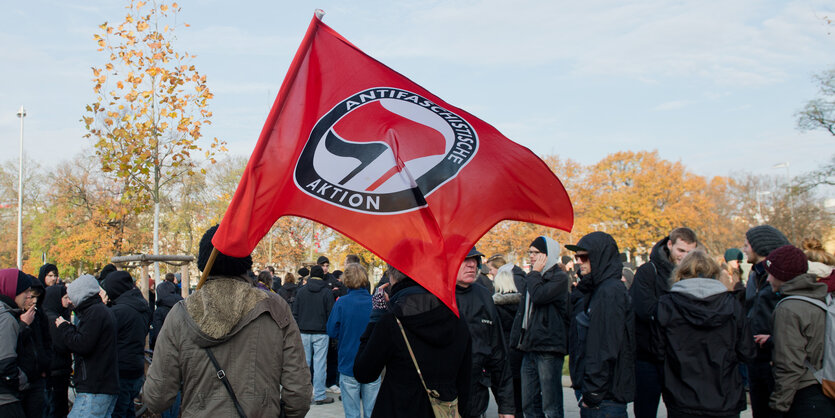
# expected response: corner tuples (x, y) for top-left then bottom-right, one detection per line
(83, 1), (226, 282)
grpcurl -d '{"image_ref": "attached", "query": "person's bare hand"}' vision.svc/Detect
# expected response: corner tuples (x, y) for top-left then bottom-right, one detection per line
(20, 306), (36, 326)
(54, 316), (68, 328)
(753, 334), (770, 347)
(532, 253), (547, 272)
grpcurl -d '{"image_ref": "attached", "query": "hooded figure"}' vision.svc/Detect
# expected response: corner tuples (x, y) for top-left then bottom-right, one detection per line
(651, 252), (755, 417)
(508, 235), (571, 417)
(38, 264), (59, 288)
(151, 275), (183, 349)
(42, 284), (72, 418)
(293, 263), (336, 404)
(568, 232), (635, 414)
(0, 269), (33, 415)
(143, 225), (312, 417)
(102, 271), (151, 417)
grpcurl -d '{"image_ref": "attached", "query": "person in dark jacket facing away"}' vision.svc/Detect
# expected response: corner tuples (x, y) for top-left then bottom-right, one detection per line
(354, 266), (471, 417)
(764, 245), (835, 416)
(151, 273), (183, 349)
(492, 263), (524, 418)
(509, 235), (570, 418)
(102, 271), (151, 418)
(630, 227), (698, 418)
(456, 247), (515, 417)
(43, 284), (73, 418)
(567, 232), (635, 418)
(0, 269), (34, 418)
(651, 250), (755, 418)
(277, 272), (299, 306)
(293, 264), (336, 404)
(742, 225), (790, 418)
(55, 274), (119, 417)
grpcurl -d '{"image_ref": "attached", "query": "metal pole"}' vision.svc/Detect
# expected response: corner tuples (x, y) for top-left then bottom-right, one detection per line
(16, 106), (26, 269)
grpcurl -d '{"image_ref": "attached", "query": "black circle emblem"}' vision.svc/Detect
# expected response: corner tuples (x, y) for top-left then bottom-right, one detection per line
(294, 87), (478, 214)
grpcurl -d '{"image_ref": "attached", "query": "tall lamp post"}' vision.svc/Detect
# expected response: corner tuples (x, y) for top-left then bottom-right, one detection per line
(773, 162), (794, 241)
(16, 106), (26, 269)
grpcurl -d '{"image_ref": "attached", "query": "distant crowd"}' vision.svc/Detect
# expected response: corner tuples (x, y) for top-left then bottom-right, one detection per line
(1, 223), (834, 418)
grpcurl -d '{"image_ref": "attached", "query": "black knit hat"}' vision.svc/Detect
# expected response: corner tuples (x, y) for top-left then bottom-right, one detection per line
(765, 245), (808, 282)
(317, 256), (330, 265)
(745, 225), (790, 257)
(98, 264), (117, 284)
(530, 236), (548, 255)
(298, 267), (310, 277)
(197, 225), (253, 277)
(102, 271), (134, 301)
(310, 265), (324, 279)
(16, 271), (33, 297)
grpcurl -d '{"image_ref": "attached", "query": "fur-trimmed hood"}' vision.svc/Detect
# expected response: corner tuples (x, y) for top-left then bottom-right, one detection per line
(185, 276), (269, 343)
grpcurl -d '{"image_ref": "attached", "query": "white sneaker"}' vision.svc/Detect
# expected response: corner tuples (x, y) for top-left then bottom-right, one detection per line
(327, 385), (341, 394)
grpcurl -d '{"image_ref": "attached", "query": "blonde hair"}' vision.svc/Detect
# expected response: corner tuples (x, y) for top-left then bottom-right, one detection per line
(283, 272), (296, 285)
(671, 250), (721, 284)
(493, 265), (517, 294)
(801, 237), (835, 265)
(343, 264), (369, 290)
(487, 255), (507, 271)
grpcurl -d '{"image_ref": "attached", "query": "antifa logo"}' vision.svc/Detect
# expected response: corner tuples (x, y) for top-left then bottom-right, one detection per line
(294, 88), (478, 214)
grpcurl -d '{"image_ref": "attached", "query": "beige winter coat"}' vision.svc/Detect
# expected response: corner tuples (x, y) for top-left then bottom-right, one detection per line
(769, 274), (828, 412)
(143, 276), (312, 417)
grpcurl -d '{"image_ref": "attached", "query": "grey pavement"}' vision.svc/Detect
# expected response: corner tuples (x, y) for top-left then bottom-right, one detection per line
(308, 379), (754, 417)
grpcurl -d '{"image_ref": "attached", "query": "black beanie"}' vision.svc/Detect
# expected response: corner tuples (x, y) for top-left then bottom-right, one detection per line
(298, 267), (310, 277)
(317, 256), (330, 265)
(310, 265), (324, 279)
(746, 225), (790, 257)
(197, 225), (253, 277)
(530, 236), (548, 255)
(16, 271), (33, 297)
(103, 271), (134, 301)
(98, 264), (118, 284)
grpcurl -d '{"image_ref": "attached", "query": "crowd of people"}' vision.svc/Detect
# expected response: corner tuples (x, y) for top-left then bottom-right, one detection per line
(1, 223), (834, 418)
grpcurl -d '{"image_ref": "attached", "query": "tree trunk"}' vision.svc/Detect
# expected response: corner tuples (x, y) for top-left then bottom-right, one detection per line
(154, 200), (160, 285)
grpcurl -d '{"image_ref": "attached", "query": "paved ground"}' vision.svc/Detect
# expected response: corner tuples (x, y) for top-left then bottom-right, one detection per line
(309, 378), (755, 417)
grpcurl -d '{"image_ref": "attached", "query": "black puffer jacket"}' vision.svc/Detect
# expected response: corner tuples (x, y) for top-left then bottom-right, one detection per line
(744, 262), (778, 362)
(111, 287), (151, 378)
(292, 278), (334, 333)
(56, 295), (119, 394)
(653, 278), (755, 416)
(456, 283), (514, 415)
(151, 280), (183, 349)
(630, 237), (674, 362)
(42, 285), (72, 377)
(354, 279), (471, 417)
(571, 232), (635, 407)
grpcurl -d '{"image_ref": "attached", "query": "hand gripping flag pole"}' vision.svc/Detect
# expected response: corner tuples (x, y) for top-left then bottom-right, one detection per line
(210, 11), (573, 313)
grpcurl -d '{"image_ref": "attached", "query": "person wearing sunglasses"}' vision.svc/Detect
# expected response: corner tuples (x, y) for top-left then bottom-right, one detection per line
(508, 235), (570, 418)
(566, 232), (635, 418)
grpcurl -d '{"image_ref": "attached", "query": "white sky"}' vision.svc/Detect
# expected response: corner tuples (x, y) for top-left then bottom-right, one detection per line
(1, 0), (834, 184)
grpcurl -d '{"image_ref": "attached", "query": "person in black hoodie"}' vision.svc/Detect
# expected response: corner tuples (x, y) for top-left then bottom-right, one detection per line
(455, 247), (515, 417)
(43, 284), (73, 418)
(151, 273), (183, 350)
(509, 235), (570, 418)
(652, 250), (755, 418)
(19, 273), (52, 418)
(629, 227), (697, 418)
(567, 231), (635, 418)
(277, 272), (299, 306)
(292, 265), (335, 404)
(55, 274), (119, 417)
(102, 271), (151, 418)
(742, 225), (790, 418)
(354, 266), (471, 417)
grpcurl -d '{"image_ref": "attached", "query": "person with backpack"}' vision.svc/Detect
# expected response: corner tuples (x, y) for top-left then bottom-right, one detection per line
(765, 245), (835, 416)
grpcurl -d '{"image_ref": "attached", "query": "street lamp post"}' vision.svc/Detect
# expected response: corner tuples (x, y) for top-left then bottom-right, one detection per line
(773, 162), (794, 241)
(16, 106), (26, 269)
(755, 190), (771, 224)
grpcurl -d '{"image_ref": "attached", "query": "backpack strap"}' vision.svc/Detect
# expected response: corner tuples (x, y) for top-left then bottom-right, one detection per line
(395, 317), (438, 402)
(205, 347), (248, 418)
(776, 295), (827, 311)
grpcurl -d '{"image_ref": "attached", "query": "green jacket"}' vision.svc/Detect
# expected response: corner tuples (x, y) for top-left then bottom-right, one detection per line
(769, 274), (828, 412)
(143, 276), (312, 417)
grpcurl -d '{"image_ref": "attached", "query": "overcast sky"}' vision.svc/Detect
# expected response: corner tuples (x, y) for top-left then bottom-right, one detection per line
(1, 0), (833, 184)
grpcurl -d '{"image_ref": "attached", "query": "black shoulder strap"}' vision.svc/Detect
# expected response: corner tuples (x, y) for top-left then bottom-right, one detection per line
(205, 347), (248, 418)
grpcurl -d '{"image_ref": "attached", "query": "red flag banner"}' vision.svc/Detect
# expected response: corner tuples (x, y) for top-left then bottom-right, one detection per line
(213, 13), (573, 314)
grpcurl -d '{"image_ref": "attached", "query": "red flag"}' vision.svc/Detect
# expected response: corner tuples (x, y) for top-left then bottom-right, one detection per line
(213, 13), (573, 314)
